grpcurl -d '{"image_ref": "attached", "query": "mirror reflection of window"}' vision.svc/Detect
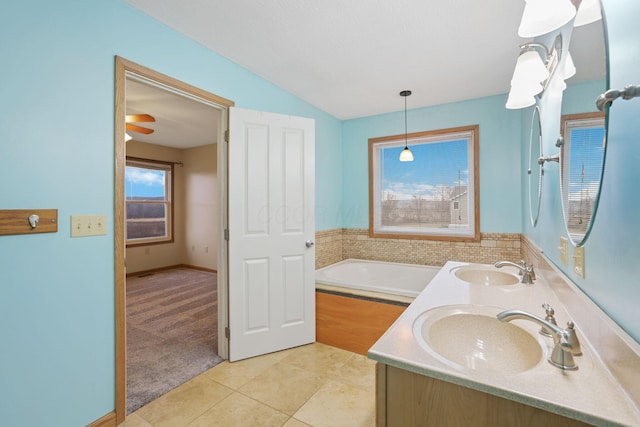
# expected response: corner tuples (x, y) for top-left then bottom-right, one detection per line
(561, 113), (605, 242)
(559, 4), (608, 245)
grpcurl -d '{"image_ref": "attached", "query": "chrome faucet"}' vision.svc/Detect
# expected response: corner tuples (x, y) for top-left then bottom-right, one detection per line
(497, 308), (581, 370)
(494, 260), (535, 284)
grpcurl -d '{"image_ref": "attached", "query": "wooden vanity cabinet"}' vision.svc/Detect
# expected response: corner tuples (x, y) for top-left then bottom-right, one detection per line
(376, 363), (592, 427)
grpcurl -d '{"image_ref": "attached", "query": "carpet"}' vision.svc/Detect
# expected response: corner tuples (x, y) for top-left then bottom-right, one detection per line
(126, 268), (223, 414)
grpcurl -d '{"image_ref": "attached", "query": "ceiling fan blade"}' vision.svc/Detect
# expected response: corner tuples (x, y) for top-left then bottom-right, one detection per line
(126, 123), (154, 134)
(125, 114), (155, 123)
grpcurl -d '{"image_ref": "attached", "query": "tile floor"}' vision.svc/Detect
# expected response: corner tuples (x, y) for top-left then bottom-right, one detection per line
(122, 343), (377, 427)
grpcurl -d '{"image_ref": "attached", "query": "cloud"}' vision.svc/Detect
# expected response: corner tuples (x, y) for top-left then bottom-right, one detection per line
(126, 168), (164, 186)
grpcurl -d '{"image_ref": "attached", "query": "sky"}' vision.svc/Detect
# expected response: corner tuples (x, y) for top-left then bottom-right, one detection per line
(125, 166), (166, 199)
(381, 139), (469, 201)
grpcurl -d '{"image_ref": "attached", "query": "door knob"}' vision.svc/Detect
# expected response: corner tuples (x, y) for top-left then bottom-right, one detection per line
(305, 240), (315, 248)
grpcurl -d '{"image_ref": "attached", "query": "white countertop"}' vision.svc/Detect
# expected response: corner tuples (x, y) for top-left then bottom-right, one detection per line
(368, 261), (640, 427)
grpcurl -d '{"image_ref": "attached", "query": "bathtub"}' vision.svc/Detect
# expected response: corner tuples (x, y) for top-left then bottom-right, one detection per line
(315, 259), (439, 300)
(315, 259), (440, 354)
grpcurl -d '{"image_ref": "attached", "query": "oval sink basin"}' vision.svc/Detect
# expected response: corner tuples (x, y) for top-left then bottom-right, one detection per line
(451, 265), (520, 286)
(413, 305), (543, 373)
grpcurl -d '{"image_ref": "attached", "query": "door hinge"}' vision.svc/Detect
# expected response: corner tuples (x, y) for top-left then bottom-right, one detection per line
(224, 228), (229, 241)
(225, 327), (230, 339)
(224, 129), (229, 143)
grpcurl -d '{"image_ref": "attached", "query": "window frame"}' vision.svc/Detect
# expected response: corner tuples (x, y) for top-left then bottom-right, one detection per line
(125, 156), (175, 247)
(368, 125), (480, 242)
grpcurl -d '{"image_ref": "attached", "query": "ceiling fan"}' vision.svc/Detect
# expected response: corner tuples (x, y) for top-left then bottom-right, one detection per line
(126, 113), (155, 135)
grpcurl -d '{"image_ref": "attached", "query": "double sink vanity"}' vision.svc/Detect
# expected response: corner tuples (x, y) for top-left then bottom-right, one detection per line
(369, 258), (640, 427)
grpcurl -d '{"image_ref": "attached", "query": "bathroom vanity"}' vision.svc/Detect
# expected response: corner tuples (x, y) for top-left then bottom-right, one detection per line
(369, 254), (640, 427)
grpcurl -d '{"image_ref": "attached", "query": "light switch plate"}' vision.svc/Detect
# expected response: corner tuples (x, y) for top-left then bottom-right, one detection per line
(71, 215), (107, 237)
(573, 246), (585, 278)
(559, 237), (568, 265)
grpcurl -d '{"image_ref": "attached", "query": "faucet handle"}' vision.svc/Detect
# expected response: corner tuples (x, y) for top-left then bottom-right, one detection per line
(528, 264), (536, 280)
(565, 321), (582, 355)
(540, 303), (557, 337)
(517, 260), (526, 276)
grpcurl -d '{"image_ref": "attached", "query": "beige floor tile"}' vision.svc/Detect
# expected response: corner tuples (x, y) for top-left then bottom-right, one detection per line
(200, 353), (281, 389)
(135, 375), (233, 427)
(186, 392), (289, 427)
(280, 342), (353, 374)
(266, 343), (310, 360)
(293, 380), (376, 427)
(239, 361), (328, 415)
(283, 418), (312, 427)
(121, 413), (154, 427)
(330, 353), (377, 391)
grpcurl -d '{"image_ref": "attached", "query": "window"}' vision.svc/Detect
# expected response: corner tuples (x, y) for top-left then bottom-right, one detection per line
(369, 125), (479, 241)
(125, 157), (174, 246)
(560, 112), (606, 237)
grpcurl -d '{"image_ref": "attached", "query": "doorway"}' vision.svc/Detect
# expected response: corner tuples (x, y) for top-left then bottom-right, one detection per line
(115, 57), (233, 424)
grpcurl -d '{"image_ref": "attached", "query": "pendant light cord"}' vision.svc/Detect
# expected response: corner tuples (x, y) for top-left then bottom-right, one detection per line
(404, 94), (408, 148)
(400, 90), (411, 149)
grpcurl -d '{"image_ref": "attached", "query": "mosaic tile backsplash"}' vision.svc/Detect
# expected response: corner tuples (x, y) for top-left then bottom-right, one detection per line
(315, 228), (521, 269)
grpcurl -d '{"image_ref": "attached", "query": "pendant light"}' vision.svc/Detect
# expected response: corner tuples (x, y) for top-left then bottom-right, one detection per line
(399, 90), (414, 162)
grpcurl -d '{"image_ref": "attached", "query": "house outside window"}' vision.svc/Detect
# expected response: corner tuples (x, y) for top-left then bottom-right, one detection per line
(125, 157), (174, 246)
(369, 125), (479, 241)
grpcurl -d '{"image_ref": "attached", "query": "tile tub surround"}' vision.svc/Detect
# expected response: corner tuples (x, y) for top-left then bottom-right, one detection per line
(315, 228), (521, 269)
(368, 260), (640, 427)
(315, 229), (343, 268)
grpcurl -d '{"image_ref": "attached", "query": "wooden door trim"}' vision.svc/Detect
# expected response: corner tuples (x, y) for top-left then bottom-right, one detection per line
(114, 56), (234, 424)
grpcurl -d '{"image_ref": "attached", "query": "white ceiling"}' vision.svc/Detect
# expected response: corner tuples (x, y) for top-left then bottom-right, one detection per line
(126, 77), (220, 149)
(123, 0), (605, 147)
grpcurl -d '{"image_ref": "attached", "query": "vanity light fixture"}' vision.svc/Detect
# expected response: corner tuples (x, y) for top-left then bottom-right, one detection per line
(506, 37), (562, 110)
(518, 0), (576, 38)
(399, 90), (414, 162)
(564, 51), (576, 80)
(574, 0), (602, 27)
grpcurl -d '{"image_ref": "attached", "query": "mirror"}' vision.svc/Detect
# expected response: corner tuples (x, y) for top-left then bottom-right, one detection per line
(528, 106), (543, 227)
(559, 4), (608, 246)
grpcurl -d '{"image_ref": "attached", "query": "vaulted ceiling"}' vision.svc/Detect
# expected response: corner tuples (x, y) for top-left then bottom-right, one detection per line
(123, 0), (605, 147)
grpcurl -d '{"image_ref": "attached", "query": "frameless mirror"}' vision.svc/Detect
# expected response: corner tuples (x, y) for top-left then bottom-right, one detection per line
(559, 4), (608, 246)
(528, 106), (543, 227)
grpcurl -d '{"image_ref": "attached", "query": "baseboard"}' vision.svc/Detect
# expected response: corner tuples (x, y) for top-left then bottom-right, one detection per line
(180, 264), (217, 273)
(86, 412), (116, 427)
(126, 264), (217, 277)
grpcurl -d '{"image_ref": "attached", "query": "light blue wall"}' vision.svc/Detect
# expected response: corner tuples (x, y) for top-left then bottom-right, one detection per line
(1, 1), (638, 426)
(523, 0), (640, 343)
(0, 1), (341, 426)
(342, 96), (523, 232)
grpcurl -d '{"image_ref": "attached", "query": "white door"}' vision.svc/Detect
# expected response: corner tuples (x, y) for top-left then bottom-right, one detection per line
(228, 107), (315, 361)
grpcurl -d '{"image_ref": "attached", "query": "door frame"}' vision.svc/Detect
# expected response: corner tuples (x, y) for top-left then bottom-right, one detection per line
(114, 56), (234, 424)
